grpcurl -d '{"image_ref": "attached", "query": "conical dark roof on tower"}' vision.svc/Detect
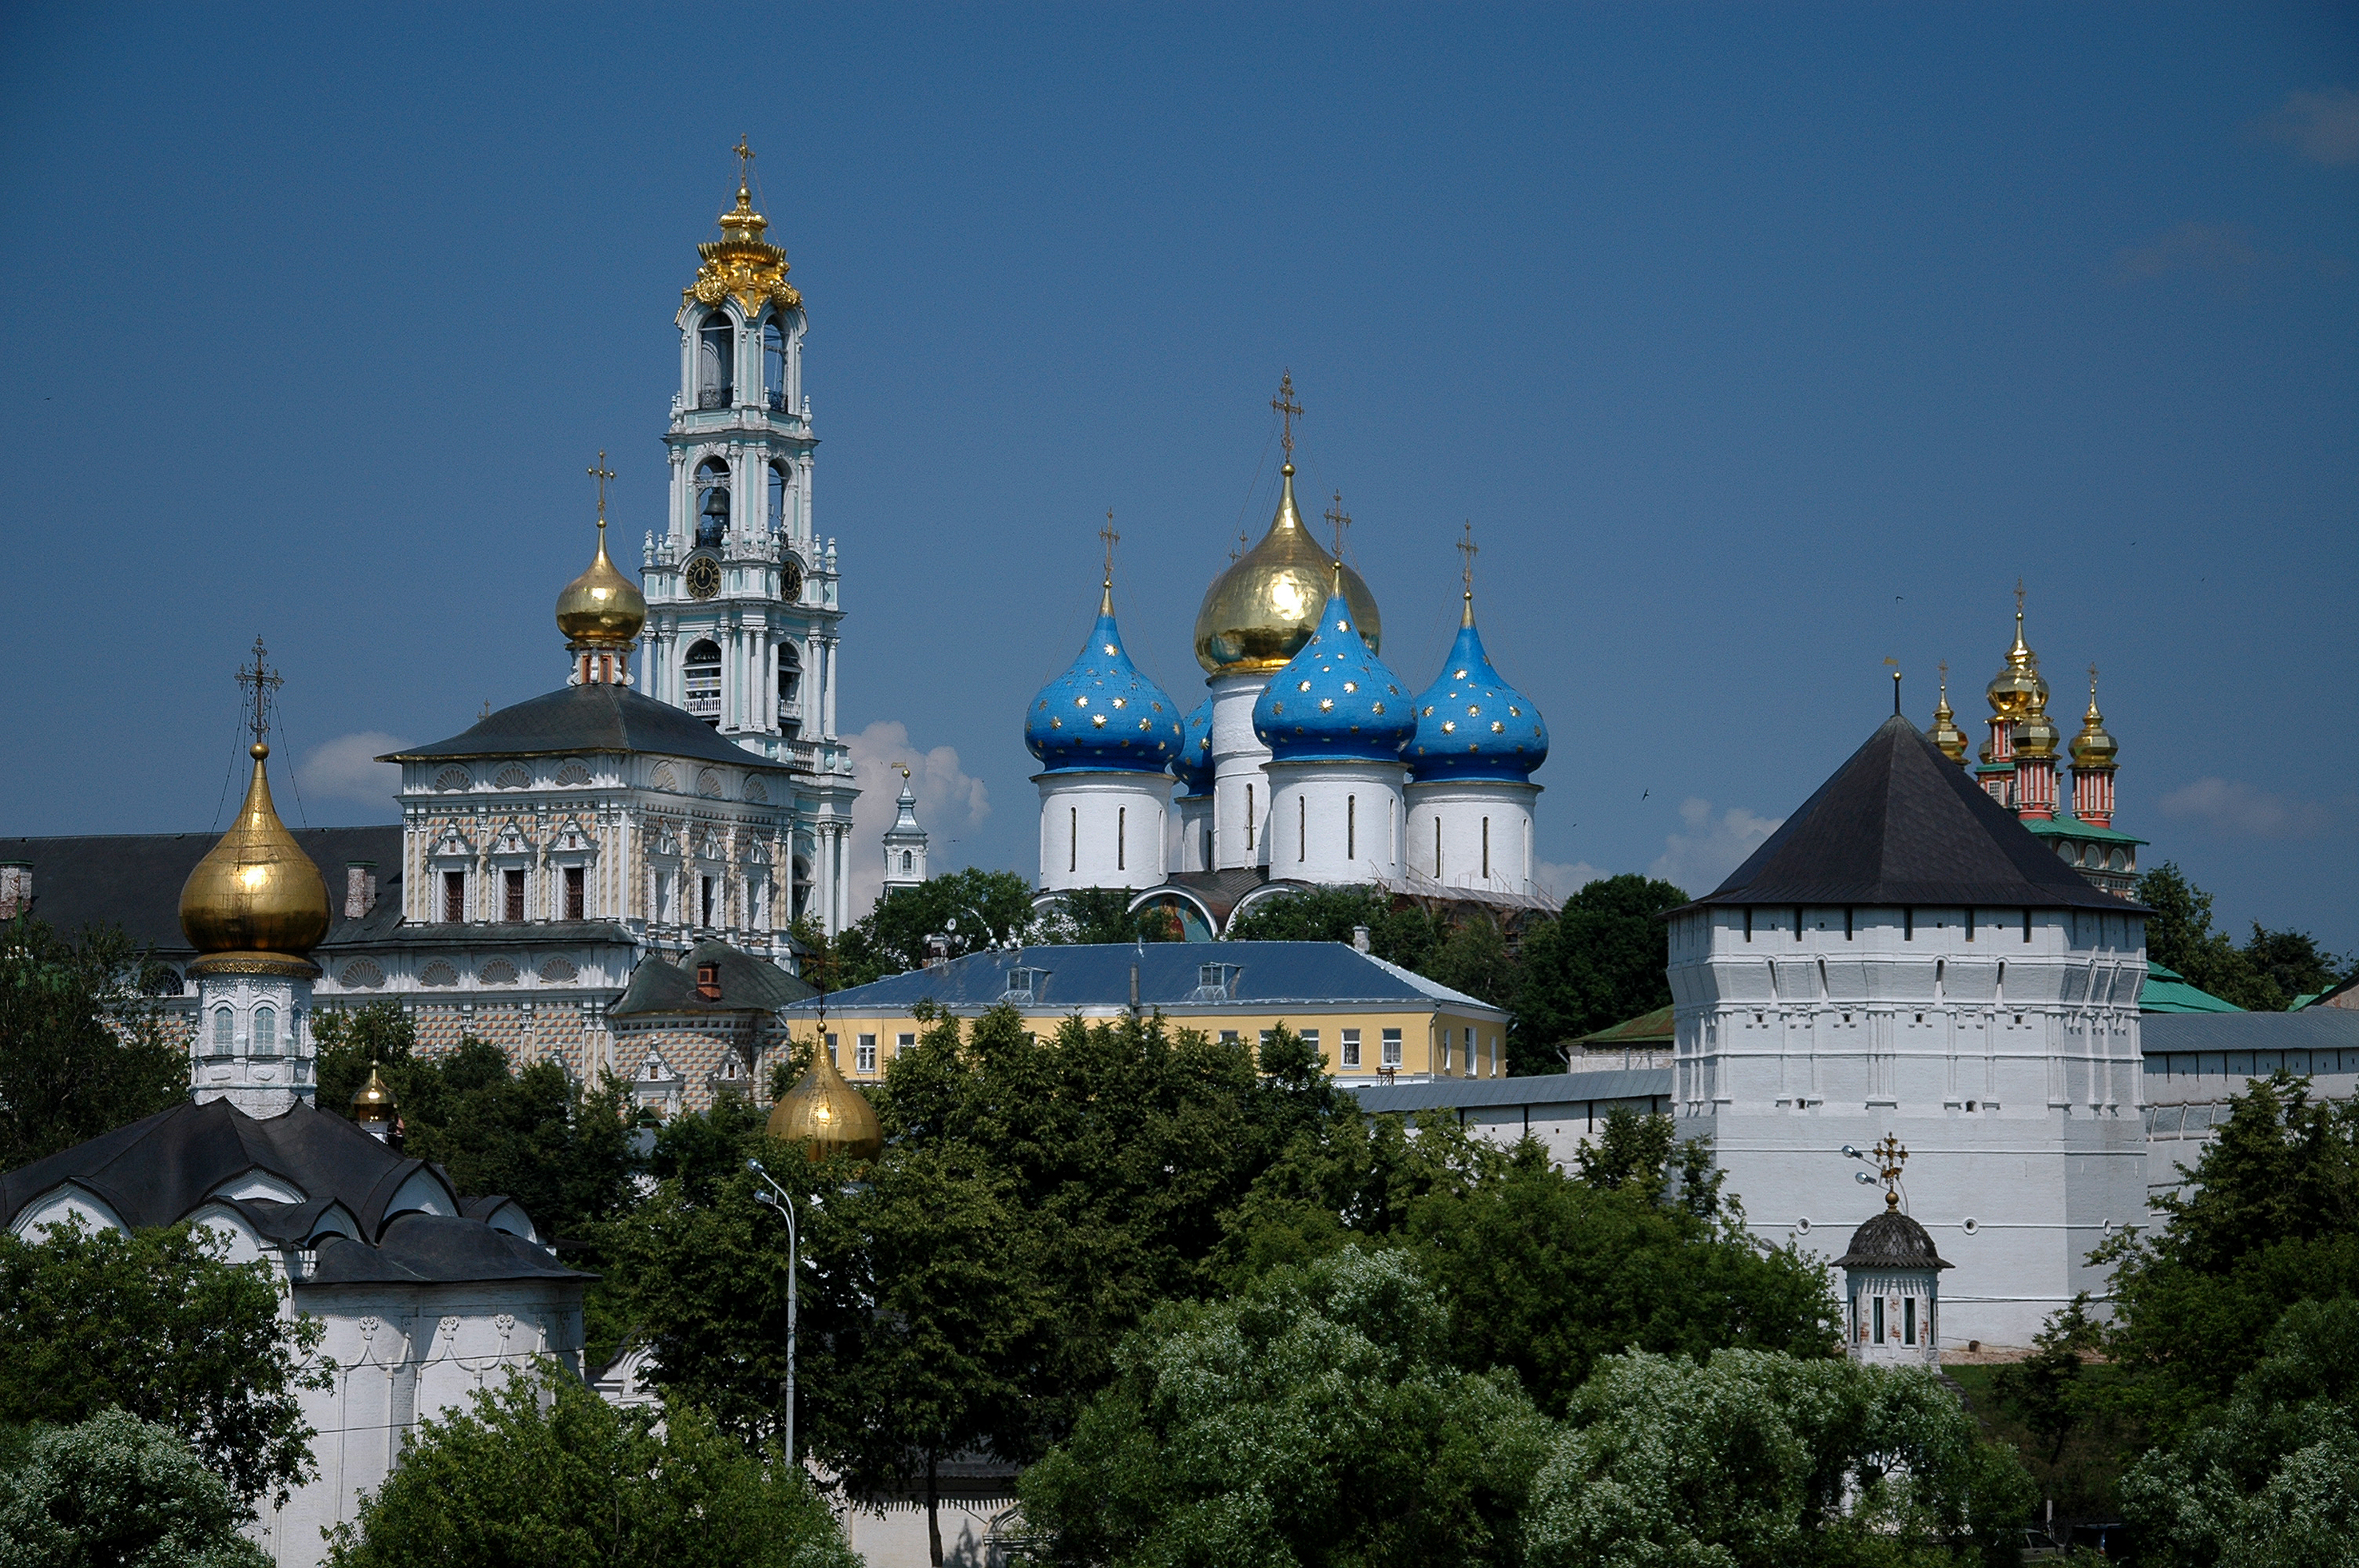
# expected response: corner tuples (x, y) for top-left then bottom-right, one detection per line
(1685, 715), (2139, 913)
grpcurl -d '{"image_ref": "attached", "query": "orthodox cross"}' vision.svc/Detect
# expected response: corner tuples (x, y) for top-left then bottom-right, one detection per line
(589, 451), (615, 523)
(1100, 508), (1120, 583)
(1457, 521), (1479, 597)
(1271, 371), (1301, 462)
(1230, 526), (1249, 563)
(2088, 661), (2100, 700)
(1324, 490), (1351, 559)
(734, 136), (756, 181)
(1871, 1133), (1908, 1210)
(1938, 658), (1950, 697)
(2015, 578), (2026, 616)
(235, 637), (282, 751)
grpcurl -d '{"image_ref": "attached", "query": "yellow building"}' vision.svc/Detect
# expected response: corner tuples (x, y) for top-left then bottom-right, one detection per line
(781, 941), (1509, 1082)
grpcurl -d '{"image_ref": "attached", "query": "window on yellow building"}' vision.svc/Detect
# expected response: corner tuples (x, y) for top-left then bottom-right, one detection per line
(856, 1034), (877, 1073)
(1341, 1028), (1360, 1067)
(1381, 1028), (1402, 1068)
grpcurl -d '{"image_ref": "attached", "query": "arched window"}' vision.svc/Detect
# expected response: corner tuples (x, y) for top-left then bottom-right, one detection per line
(212, 1008), (233, 1052)
(761, 317), (788, 411)
(768, 461), (791, 534)
(685, 639), (722, 724)
(253, 1006), (276, 1054)
(901, 850), (913, 874)
(697, 314), (733, 407)
(695, 459), (730, 549)
(778, 642), (803, 732)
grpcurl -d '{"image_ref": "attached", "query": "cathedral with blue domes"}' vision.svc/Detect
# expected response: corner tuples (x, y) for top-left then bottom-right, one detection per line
(1024, 383), (1555, 939)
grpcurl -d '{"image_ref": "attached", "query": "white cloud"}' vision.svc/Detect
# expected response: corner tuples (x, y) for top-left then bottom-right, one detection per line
(2265, 85), (2359, 167)
(296, 732), (407, 816)
(1647, 797), (1781, 897)
(2157, 777), (2339, 839)
(840, 720), (991, 919)
(1535, 860), (1614, 900)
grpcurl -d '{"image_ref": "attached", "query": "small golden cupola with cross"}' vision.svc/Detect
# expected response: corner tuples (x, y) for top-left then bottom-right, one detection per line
(556, 451), (648, 686)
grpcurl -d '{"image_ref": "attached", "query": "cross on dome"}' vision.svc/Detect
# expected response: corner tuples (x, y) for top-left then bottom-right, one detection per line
(235, 636), (283, 753)
(1271, 371), (1301, 463)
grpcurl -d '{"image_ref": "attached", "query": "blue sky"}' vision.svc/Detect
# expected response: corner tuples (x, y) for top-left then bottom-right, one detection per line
(2, 4), (2353, 951)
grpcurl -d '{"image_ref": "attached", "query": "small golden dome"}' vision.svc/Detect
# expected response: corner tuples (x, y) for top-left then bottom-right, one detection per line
(2071, 675), (2118, 771)
(1193, 465), (1381, 673)
(179, 744), (332, 975)
(767, 1042), (883, 1162)
(2015, 700), (2061, 760)
(555, 517), (647, 648)
(1986, 599), (2047, 718)
(351, 1062), (398, 1125)
(1928, 675), (1968, 764)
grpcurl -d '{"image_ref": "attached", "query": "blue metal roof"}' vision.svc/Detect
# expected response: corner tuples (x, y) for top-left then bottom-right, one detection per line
(1253, 588), (1416, 764)
(784, 940), (1501, 1014)
(1408, 614), (1548, 784)
(1023, 591), (1184, 775)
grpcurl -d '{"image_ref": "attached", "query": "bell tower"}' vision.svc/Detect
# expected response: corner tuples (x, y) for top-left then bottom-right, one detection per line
(640, 143), (859, 933)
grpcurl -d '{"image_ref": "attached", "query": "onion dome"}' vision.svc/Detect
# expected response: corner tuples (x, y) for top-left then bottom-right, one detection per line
(1253, 577), (1415, 763)
(768, 1045), (883, 1162)
(2015, 692), (2061, 760)
(555, 513), (647, 649)
(1173, 697), (1214, 796)
(1408, 590), (1549, 784)
(1193, 465), (1381, 673)
(180, 742), (332, 976)
(351, 1062), (398, 1129)
(1832, 1209), (1952, 1272)
(1985, 597), (2047, 719)
(1928, 672), (1969, 764)
(1025, 580), (1183, 774)
(2071, 675), (2118, 772)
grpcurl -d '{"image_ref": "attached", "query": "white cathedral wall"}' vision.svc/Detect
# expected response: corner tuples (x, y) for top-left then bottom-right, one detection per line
(1262, 760), (1405, 885)
(1208, 672), (1273, 870)
(1669, 903), (2148, 1348)
(1035, 773), (1170, 891)
(1404, 780), (1538, 896)
(1170, 792), (1213, 874)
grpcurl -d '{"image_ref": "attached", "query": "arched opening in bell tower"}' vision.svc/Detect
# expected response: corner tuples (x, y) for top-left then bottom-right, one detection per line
(694, 459), (730, 549)
(697, 313), (734, 408)
(767, 460), (791, 536)
(779, 643), (803, 735)
(761, 316), (788, 411)
(685, 639), (722, 724)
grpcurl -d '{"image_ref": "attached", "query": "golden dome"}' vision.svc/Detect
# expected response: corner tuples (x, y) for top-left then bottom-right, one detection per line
(767, 1042), (883, 1162)
(2071, 673), (2118, 771)
(351, 1062), (398, 1126)
(1986, 598), (2047, 718)
(2015, 698), (2061, 760)
(1193, 465), (1381, 673)
(179, 744), (332, 975)
(1928, 671), (1969, 764)
(555, 516), (647, 649)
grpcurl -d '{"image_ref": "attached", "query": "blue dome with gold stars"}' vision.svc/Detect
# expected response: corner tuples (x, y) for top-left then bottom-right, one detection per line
(1252, 585), (1415, 763)
(1408, 595), (1548, 783)
(1173, 697), (1214, 796)
(1026, 584), (1183, 775)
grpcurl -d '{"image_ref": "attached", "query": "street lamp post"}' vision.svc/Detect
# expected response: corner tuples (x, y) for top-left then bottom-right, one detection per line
(749, 1158), (800, 1468)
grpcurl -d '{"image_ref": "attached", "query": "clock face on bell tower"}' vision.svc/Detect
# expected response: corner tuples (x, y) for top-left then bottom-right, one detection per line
(685, 556), (721, 599)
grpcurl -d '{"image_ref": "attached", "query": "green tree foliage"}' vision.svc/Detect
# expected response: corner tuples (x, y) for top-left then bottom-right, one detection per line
(1523, 1348), (2035, 1568)
(1508, 874), (1690, 1073)
(1035, 887), (1184, 945)
(2094, 1070), (2359, 1431)
(0, 913), (186, 1169)
(2135, 863), (2350, 1012)
(324, 1363), (856, 1568)
(0, 1217), (327, 1510)
(1222, 884), (1445, 971)
(313, 1004), (641, 1241)
(826, 867), (1040, 985)
(0, 1408), (268, 1568)
(1020, 1247), (1556, 1568)
(1990, 1296), (2106, 1467)
(2119, 1297), (2359, 1568)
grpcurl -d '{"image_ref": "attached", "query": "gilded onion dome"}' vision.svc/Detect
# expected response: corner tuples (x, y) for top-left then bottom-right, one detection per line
(1928, 673), (1969, 764)
(686, 161), (802, 318)
(768, 1045), (883, 1162)
(1408, 591), (1549, 783)
(351, 1062), (398, 1128)
(2071, 677), (2118, 772)
(179, 743), (332, 976)
(1986, 599), (2047, 719)
(1173, 697), (1214, 797)
(1193, 466), (1380, 673)
(1026, 581), (1183, 774)
(555, 514), (647, 649)
(2014, 693), (2061, 760)
(1253, 577), (1416, 763)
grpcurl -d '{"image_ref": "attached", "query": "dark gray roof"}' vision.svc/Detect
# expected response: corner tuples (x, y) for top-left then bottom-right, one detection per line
(610, 938), (815, 1018)
(785, 941), (1500, 1014)
(2142, 1009), (2359, 1054)
(0, 827), (402, 959)
(1346, 1066), (1671, 1113)
(0, 1099), (588, 1288)
(1833, 1208), (1951, 1270)
(1686, 715), (2135, 914)
(384, 683), (788, 771)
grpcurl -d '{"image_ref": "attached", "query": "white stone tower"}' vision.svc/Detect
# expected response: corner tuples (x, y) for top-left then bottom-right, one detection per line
(637, 144), (858, 933)
(880, 767), (928, 899)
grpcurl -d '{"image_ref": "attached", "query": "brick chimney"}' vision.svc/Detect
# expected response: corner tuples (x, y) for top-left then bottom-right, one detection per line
(345, 862), (378, 918)
(0, 863), (30, 920)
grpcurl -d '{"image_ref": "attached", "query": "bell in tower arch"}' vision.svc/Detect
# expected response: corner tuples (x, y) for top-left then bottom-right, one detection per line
(697, 484), (729, 550)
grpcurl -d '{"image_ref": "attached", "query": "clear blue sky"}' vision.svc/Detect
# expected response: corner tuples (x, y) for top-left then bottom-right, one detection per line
(3, 5), (2353, 954)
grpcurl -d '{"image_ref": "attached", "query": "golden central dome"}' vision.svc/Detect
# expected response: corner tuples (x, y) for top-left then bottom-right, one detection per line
(1986, 604), (2047, 718)
(1193, 465), (1381, 673)
(556, 518), (647, 648)
(180, 744), (332, 975)
(768, 1042), (884, 1161)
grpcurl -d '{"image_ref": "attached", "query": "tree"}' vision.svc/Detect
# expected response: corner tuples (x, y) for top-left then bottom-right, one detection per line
(2132, 864), (2347, 1013)
(0, 912), (186, 1170)
(0, 1408), (268, 1568)
(2245, 923), (2353, 1006)
(312, 1006), (642, 1242)
(0, 1217), (327, 1510)
(1224, 884), (1444, 973)
(1035, 887), (1183, 945)
(1523, 1348), (2035, 1568)
(829, 867), (1040, 984)
(2118, 1297), (2359, 1568)
(1019, 1247), (1555, 1568)
(324, 1363), (857, 1568)
(1509, 873), (1689, 1074)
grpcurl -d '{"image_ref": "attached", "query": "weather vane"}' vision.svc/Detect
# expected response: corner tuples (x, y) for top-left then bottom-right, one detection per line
(235, 637), (282, 752)
(588, 451), (615, 522)
(1100, 507), (1120, 584)
(1871, 1133), (1908, 1210)
(1272, 371), (1301, 462)
(1323, 490), (1351, 559)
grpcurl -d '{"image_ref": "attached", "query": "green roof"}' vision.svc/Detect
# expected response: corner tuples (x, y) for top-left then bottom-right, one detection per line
(2021, 814), (2147, 848)
(1574, 1004), (1675, 1046)
(2141, 960), (2242, 1014)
